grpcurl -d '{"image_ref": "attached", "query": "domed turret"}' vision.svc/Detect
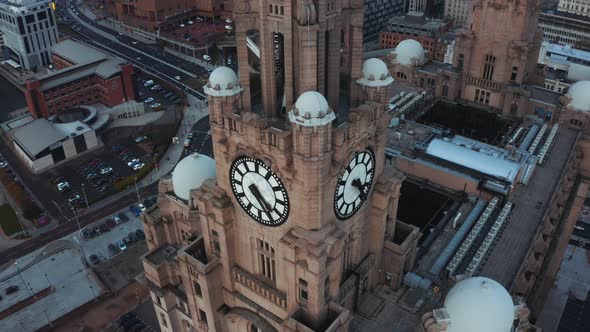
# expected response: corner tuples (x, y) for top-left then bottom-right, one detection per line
(289, 91), (336, 127)
(392, 39), (426, 67)
(565, 81), (590, 112)
(357, 58), (394, 87)
(444, 277), (515, 332)
(203, 66), (243, 96)
(172, 153), (216, 201)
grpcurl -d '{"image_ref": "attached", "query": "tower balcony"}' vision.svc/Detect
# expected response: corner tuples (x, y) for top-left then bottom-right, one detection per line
(466, 75), (503, 92)
(177, 236), (220, 275)
(141, 244), (182, 289)
(285, 302), (351, 332)
(232, 266), (288, 309)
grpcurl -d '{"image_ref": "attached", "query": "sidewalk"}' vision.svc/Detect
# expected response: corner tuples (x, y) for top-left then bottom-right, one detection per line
(139, 96), (209, 186)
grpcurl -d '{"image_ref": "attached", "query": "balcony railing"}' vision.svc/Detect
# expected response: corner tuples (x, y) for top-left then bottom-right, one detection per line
(466, 75), (503, 92)
(232, 266), (287, 309)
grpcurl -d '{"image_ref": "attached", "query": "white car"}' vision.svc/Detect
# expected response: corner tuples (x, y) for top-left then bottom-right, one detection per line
(144, 97), (154, 103)
(131, 41), (138, 45)
(180, 24), (185, 28)
(57, 182), (70, 191)
(117, 240), (127, 251)
(100, 167), (113, 175)
(203, 54), (211, 61)
(127, 159), (139, 167)
(0, 161), (7, 168)
(174, 76), (181, 80)
(118, 32), (124, 36)
(138, 203), (146, 212)
(113, 216), (122, 224)
(133, 163), (145, 171)
(187, 20), (194, 25)
(143, 80), (154, 87)
(150, 103), (161, 108)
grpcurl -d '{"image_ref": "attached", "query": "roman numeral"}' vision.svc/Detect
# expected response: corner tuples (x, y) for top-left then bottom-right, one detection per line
(272, 185), (282, 192)
(236, 192), (246, 198)
(264, 171), (272, 180)
(275, 198), (285, 206)
(338, 180), (346, 187)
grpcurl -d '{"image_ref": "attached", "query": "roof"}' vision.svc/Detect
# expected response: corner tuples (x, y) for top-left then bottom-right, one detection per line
(12, 119), (66, 157)
(425, 138), (521, 183)
(529, 86), (562, 105)
(51, 39), (106, 65)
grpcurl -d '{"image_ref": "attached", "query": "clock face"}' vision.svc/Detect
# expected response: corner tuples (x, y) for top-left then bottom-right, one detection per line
(230, 156), (289, 226)
(334, 149), (376, 220)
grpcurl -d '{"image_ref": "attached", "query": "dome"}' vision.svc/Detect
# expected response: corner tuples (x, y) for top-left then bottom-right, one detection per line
(444, 277), (515, 332)
(203, 66), (243, 96)
(289, 91), (336, 127)
(357, 58), (394, 87)
(172, 153), (216, 201)
(565, 81), (590, 112)
(393, 39), (426, 66)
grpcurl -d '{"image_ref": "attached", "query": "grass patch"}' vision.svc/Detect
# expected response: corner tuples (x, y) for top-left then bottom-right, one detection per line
(0, 204), (22, 236)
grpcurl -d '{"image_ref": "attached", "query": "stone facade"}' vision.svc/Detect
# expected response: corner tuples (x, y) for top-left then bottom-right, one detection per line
(140, 0), (418, 331)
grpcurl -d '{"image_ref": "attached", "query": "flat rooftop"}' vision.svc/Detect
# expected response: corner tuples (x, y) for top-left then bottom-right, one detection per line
(479, 127), (579, 287)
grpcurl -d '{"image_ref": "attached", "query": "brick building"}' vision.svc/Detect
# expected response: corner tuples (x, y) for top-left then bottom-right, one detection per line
(379, 12), (452, 62)
(24, 39), (135, 118)
(107, 0), (231, 31)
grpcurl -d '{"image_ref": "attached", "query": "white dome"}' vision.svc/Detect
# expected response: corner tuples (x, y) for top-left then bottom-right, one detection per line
(393, 39), (426, 66)
(357, 58), (394, 87)
(289, 91), (336, 127)
(566, 81), (590, 112)
(444, 277), (515, 332)
(172, 153), (216, 201)
(204, 66), (243, 96)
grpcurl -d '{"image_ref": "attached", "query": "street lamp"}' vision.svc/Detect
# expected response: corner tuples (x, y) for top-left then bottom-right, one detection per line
(15, 211), (27, 237)
(81, 184), (90, 208)
(134, 177), (141, 204)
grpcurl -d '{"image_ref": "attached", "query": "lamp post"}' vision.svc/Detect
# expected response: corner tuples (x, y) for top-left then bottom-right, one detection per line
(134, 177), (141, 204)
(15, 211), (27, 237)
(81, 184), (90, 208)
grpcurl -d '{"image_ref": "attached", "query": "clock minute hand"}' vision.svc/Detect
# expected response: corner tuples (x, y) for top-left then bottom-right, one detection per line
(248, 184), (272, 212)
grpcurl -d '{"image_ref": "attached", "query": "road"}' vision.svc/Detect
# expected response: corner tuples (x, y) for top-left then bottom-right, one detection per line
(57, 0), (208, 99)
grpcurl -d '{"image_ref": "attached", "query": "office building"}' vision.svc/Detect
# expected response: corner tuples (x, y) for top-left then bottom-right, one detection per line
(363, 0), (406, 40)
(538, 10), (590, 50)
(557, 0), (590, 17)
(0, 0), (58, 70)
(444, 0), (473, 27)
(24, 39), (135, 118)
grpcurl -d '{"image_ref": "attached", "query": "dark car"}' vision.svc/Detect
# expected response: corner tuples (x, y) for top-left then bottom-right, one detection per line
(135, 229), (145, 240)
(85, 172), (98, 180)
(5, 285), (19, 295)
(89, 254), (100, 265)
(143, 199), (153, 209)
(129, 205), (141, 216)
(105, 219), (116, 229)
(99, 223), (110, 233)
(127, 232), (138, 242)
(108, 243), (120, 254)
(118, 212), (129, 222)
(82, 229), (92, 239)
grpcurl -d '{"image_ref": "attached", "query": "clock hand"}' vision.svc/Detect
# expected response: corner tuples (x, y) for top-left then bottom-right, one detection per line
(248, 184), (272, 212)
(351, 178), (366, 200)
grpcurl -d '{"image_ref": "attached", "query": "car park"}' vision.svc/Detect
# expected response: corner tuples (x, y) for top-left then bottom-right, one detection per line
(100, 167), (113, 175)
(118, 212), (129, 222)
(99, 223), (110, 233)
(138, 203), (146, 212)
(113, 216), (122, 224)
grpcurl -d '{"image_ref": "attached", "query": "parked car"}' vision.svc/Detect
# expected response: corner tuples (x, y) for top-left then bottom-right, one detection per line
(108, 243), (120, 254)
(57, 182), (70, 191)
(135, 229), (145, 240)
(138, 203), (146, 212)
(150, 102), (161, 108)
(131, 40), (138, 45)
(174, 75), (181, 80)
(143, 80), (154, 87)
(127, 159), (140, 167)
(129, 205), (142, 216)
(118, 212), (129, 222)
(53, 176), (67, 184)
(89, 254), (100, 265)
(68, 194), (81, 203)
(82, 229), (93, 239)
(144, 97), (154, 103)
(113, 216), (122, 224)
(143, 199), (153, 209)
(203, 54), (211, 61)
(105, 219), (116, 229)
(85, 172), (97, 180)
(117, 240), (127, 251)
(100, 167), (113, 175)
(89, 159), (101, 166)
(133, 163), (145, 171)
(134, 136), (148, 143)
(5, 286), (19, 295)
(187, 132), (194, 139)
(99, 223), (110, 233)
(150, 85), (161, 91)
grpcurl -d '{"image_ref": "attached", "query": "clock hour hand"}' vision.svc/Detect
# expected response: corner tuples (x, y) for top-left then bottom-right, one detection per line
(351, 178), (367, 200)
(248, 184), (272, 212)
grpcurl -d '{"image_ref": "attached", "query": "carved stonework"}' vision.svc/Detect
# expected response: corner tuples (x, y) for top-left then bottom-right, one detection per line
(350, 0), (364, 9)
(234, 0), (250, 14)
(297, 0), (317, 25)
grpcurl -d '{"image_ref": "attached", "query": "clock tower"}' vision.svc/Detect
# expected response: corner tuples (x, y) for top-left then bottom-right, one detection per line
(140, 1), (419, 332)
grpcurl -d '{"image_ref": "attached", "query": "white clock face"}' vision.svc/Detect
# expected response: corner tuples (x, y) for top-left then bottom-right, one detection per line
(230, 156), (289, 226)
(334, 149), (376, 220)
